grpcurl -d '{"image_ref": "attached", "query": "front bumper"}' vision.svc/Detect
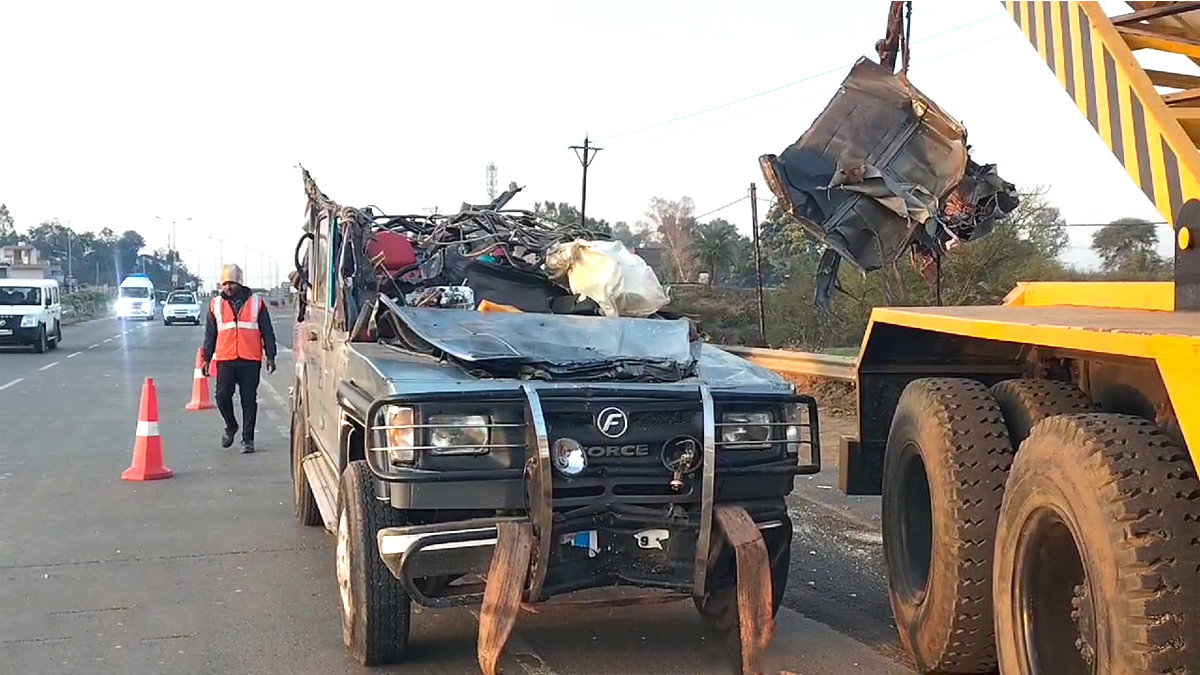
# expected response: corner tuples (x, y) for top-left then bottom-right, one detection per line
(164, 310), (200, 322)
(117, 304), (155, 319)
(376, 505), (792, 609)
(363, 383), (819, 609)
(0, 323), (42, 345)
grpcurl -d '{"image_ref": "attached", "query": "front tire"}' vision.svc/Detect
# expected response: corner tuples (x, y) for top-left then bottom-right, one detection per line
(336, 461), (412, 666)
(33, 326), (47, 354)
(47, 322), (59, 350)
(993, 413), (1200, 674)
(694, 511), (791, 633)
(881, 378), (1013, 673)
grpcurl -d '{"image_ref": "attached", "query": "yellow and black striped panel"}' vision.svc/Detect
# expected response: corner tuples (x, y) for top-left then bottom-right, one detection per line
(1002, 1), (1200, 230)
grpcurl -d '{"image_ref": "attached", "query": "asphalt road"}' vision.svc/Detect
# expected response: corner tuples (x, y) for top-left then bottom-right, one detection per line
(0, 310), (914, 675)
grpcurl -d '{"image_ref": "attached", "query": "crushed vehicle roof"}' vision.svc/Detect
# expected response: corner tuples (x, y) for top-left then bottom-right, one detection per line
(758, 57), (1020, 310)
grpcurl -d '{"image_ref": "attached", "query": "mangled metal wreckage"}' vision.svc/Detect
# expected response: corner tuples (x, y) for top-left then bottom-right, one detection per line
(758, 55), (1020, 310)
(287, 169), (820, 674)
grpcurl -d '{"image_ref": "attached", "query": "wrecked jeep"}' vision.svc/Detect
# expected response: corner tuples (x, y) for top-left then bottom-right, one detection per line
(287, 169), (820, 674)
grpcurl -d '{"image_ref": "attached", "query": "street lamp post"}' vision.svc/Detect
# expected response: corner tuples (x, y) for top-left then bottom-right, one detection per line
(157, 216), (192, 288)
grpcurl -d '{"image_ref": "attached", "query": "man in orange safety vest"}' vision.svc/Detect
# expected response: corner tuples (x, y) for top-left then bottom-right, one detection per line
(201, 263), (278, 453)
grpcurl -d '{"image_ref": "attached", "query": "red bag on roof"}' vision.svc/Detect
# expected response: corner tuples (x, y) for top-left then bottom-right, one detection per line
(366, 231), (417, 274)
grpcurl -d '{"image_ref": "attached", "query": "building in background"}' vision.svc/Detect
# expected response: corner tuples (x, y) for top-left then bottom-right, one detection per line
(0, 245), (62, 281)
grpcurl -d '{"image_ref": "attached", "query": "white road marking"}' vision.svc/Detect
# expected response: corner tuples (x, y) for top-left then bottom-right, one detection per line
(112, 334), (122, 339)
(89, 344), (100, 349)
(68, 351), (82, 358)
(260, 377), (288, 410)
(102, 338), (112, 343)
(39, 362), (60, 371)
(0, 378), (24, 391)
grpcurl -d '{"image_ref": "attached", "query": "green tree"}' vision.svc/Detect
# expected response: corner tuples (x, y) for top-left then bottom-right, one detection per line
(530, 201), (611, 233)
(0, 203), (17, 246)
(1090, 217), (1166, 278)
(690, 218), (740, 284)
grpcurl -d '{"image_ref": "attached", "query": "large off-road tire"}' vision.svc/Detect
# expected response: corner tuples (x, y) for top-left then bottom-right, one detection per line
(993, 413), (1200, 674)
(694, 512), (791, 634)
(990, 379), (1094, 447)
(290, 404), (321, 527)
(336, 460), (412, 666)
(881, 378), (1013, 673)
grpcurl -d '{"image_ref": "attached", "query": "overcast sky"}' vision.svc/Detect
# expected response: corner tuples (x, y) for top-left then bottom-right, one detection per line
(0, 0), (1180, 288)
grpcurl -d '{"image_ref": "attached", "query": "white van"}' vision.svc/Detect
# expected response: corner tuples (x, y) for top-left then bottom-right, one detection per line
(115, 274), (156, 321)
(0, 278), (64, 353)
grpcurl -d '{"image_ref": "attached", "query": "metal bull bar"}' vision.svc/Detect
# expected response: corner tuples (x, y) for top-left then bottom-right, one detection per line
(364, 381), (811, 675)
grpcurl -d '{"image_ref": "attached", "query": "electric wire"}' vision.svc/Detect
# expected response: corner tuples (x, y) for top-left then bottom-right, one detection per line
(595, 10), (1009, 144)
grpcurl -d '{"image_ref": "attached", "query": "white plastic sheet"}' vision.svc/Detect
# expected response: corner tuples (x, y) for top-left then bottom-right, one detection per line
(544, 239), (670, 318)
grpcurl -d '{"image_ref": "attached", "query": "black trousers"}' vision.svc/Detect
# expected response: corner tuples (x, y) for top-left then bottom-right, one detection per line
(214, 358), (261, 441)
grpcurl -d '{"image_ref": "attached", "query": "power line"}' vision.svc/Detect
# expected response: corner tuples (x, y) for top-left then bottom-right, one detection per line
(630, 30), (1018, 146)
(694, 196), (748, 221)
(596, 11), (1008, 143)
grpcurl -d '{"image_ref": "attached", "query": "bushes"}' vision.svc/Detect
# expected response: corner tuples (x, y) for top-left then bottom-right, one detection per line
(62, 289), (110, 321)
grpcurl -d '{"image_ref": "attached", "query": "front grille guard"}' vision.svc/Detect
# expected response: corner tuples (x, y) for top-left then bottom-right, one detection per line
(364, 383), (818, 601)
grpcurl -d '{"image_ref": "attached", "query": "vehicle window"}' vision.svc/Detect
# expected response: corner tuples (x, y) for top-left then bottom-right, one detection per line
(120, 287), (151, 299)
(310, 213), (328, 309)
(167, 293), (196, 304)
(0, 287), (42, 306)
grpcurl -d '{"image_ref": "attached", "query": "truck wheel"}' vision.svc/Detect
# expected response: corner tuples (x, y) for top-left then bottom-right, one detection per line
(290, 406), (321, 527)
(47, 323), (59, 350)
(990, 379), (1094, 447)
(882, 377), (1012, 673)
(33, 326), (47, 354)
(694, 513), (791, 634)
(336, 460), (411, 666)
(993, 413), (1200, 674)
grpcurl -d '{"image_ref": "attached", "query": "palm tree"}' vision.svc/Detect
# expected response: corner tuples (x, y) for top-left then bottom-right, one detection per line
(690, 219), (740, 285)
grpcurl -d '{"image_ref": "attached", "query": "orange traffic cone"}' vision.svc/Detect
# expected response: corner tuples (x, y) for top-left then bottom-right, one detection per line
(185, 348), (215, 411)
(122, 377), (173, 481)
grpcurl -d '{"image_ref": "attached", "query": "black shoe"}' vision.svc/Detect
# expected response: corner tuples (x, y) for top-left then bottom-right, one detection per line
(221, 428), (237, 448)
(241, 439), (255, 454)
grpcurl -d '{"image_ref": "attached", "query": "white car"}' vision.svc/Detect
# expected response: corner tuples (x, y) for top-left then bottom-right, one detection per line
(0, 278), (63, 352)
(115, 274), (157, 321)
(162, 290), (202, 326)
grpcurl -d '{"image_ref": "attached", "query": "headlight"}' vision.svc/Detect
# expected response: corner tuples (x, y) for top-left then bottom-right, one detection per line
(721, 412), (772, 449)
(552, 438), (587, 476)
(784, 404), (803, 457)
(381, 405), (416, 466)
(428, 414), (490, 456)
(20, 315), (38, 328)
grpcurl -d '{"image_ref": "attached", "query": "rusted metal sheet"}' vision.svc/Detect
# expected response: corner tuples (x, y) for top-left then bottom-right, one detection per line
(476, 520), (534, 675)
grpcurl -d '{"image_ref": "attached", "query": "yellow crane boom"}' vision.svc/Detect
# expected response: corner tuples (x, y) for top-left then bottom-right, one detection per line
(1003, 1), (1200, 231)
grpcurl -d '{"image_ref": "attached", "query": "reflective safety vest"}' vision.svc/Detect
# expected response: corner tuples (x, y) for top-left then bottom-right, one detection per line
(211, 295), (264, 362)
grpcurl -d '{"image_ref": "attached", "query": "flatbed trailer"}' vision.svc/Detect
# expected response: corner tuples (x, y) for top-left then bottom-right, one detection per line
(837, 2), (1200, 674)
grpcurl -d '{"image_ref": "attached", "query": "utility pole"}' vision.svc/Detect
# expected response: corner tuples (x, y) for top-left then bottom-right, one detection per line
(569, 134), (602, 228)
(750, 183), (767, 344)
